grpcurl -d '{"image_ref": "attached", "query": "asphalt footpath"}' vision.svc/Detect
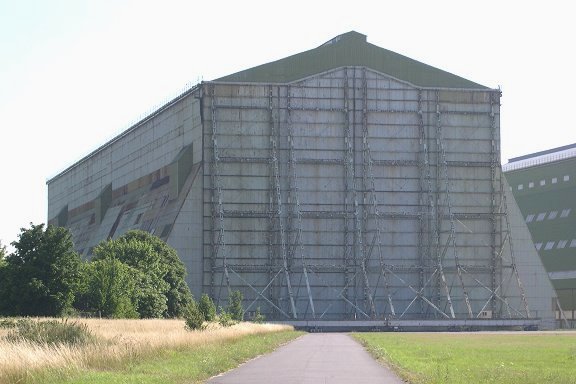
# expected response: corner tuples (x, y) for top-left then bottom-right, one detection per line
(207, 333), (405, 384)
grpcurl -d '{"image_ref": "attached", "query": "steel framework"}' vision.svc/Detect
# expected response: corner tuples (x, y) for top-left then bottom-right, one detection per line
(202, 67), (531, 322)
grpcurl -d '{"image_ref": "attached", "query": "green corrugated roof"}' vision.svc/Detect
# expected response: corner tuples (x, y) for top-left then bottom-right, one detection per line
(216, 31), (488, 89)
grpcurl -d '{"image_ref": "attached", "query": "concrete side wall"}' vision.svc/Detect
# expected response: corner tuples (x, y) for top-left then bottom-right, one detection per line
(48, 94), (201, 220)
(167, 99), (204, 297)
(47, 93), (205, 299)
(167, 161), (204, 297)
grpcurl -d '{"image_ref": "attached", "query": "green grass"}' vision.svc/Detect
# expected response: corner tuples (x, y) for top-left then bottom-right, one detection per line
(37, 330), (303, 384)
(353, 332), (576, 384)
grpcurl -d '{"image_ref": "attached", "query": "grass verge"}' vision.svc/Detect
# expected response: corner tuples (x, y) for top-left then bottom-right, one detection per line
(0, 318), (302, 384)
(39, 330), (302, 384)
(353, 331), (576, 384)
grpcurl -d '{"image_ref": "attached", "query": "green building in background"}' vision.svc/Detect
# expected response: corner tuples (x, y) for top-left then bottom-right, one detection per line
(504, 143), (576, 327)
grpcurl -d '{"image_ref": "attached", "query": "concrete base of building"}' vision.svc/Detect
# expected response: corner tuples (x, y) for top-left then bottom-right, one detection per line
(273, 319), (542, 332)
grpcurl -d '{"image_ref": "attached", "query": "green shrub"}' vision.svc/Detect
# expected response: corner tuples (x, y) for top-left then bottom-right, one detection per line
(218, 310), (236, 327)
(198, 293), (216, 322)
(4, 318), (94, 345)
(227, 290), (244, 321)
(184, 302), (205, 330)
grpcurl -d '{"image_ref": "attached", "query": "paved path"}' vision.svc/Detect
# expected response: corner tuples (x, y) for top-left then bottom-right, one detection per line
(207, 333), (405, 384)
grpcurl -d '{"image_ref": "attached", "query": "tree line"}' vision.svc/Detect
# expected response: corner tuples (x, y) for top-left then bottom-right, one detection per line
(0, 224), (195, 319)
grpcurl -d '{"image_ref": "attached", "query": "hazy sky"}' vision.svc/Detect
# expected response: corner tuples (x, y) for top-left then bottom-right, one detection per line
(1, 0), (574, 248)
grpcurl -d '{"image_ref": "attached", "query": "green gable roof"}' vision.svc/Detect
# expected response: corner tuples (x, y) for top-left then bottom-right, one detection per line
(216, 31), (488, 89)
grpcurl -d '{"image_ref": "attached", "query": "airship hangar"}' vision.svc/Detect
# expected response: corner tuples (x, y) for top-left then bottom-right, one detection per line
(48, 31), (558, 329)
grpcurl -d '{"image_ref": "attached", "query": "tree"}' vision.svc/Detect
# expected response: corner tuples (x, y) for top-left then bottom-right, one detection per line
(198, 293), (216, 321)
(227, 290), (244, 321)
(0, 241), (6, 267)
(92, 230), (192, 318)
(121, 231), (194, 317)
(134, 271), (168, 318)
(0, 241), (9, 314)
(184, 300), (205, 330)
(0, 224), (82, 316)
(92, 236), (167, 318)
(82, 258), (139, 318)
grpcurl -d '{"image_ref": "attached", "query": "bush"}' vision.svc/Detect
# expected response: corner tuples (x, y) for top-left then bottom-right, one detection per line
(198, 294), (216, 322)
(227, 290), (244, 321)
(4, 318), (94, 345)
(252, 307), (266, 323)
(184, 302), (205, 331)
(92, 230), (193, 319)
(218, 310), (236, 327)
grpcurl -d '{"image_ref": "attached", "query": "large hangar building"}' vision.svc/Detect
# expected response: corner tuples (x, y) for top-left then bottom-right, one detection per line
(504, 144), (576, 327)
(47, 32), (557, 328)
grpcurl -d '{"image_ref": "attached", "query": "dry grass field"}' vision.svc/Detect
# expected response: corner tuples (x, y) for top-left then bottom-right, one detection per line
(0, 318), (294, 383)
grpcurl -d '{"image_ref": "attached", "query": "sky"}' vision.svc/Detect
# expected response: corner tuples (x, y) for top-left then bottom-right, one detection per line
(1, 0), (574, 249)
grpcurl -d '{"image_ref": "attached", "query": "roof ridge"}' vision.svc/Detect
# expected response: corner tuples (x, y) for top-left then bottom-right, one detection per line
(215, 32), (487, 89)
(319, 31), (366, 47)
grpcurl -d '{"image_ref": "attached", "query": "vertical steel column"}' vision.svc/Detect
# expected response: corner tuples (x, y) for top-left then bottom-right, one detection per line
(206, 85), (217, 298)
(342, 68), (353, 316)
(268, 85), (297, 318)
(435, 91), (473, 318)
(267, 94), (275, 306)
(488, 91), (499, 314)
(209, 85), (230, 298)
(434, 90), (456, 319)
(286, 85), (316, 319)
(432, 90), (443, 312)
(417, 89), (433, 317)
(491, 90), (530, 317)
(502, 191), (530, 317)
(556, 299), (570, 328)
(360, 68), (393, 317)
(345, 68), (375, 318)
